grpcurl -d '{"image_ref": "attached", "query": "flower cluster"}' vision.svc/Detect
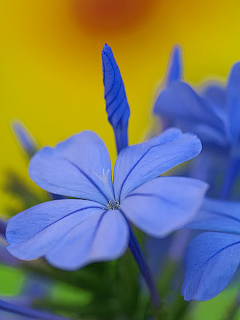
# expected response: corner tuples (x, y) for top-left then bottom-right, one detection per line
(153, 48), (240, 304)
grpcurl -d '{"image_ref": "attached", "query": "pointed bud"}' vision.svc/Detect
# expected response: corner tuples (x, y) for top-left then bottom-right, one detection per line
(102, 44), (130, 153)
(11, 120), (38, 158)
(166, 45), (183, 86)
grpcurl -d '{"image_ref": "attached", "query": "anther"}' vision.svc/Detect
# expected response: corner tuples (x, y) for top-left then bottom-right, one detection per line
(107, 200), (120, 210)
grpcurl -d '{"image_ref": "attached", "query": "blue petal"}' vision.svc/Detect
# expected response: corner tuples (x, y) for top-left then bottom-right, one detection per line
(182, 232), (240, 301)
(102, 44), (130, 153)
(226, 61), (240, 143)
(6, 199), (104, 259)
(185, 123), (228, 148)
(46, 209), (129, 270)
(113, 128), (202, 202)
(29, 131), (114, 205)
(201, 82), (226, 110)
(120, 177), (208, 237)
(166, 45), (182, 86)
(153, 81), (227, 146)
(185, 198), (240, 234)
(187, 150), (227, 197)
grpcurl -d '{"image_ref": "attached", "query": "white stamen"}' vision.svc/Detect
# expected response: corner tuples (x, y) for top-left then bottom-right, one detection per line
(95, 169), (109, 183)
(95, 169), (115, 200)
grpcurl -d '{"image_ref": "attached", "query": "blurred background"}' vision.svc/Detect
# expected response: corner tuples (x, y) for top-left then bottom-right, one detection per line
(2, 1), (240, 319)
(1, 0), (240, 212)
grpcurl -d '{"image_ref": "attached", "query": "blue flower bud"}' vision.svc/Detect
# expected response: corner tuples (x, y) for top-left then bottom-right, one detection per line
(102, 44), (130, 154)
(11, 120), (38, 158)
(166, 45), (182, 86)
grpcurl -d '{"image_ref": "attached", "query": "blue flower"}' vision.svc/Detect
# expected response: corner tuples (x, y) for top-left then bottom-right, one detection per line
(153, 61), (240, 152)
(181, 198), (240, 301)
(6, 128), (207, 270)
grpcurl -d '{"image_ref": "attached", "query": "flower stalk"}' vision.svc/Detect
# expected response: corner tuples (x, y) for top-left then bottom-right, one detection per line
(127, 222), (160, 309)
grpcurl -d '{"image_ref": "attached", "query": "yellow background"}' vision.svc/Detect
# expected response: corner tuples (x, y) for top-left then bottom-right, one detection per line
(1, 0), (240, 212)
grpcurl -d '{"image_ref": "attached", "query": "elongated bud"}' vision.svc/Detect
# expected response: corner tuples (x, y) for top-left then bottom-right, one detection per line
(153, 45), (183, 125)
(101, 44), (130, 154)
(11, 121), (64, 200)
(11, 120), (38, 158)
(166, 45), (182, 86)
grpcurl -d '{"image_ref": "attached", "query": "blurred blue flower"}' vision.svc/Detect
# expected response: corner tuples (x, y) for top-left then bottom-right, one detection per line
(153, 76), (228, 151)
(154, 60), (240, 199)
(0, 276), (53, 320)
(182, 198), (240, 301)
(6, 128), (207, 270)
(102, 44), (130, 154)
(0, 299), (69, 320)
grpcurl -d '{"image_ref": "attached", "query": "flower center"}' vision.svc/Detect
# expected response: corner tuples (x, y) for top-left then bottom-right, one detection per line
(107, 200), (120, 210)
(95, 169), (119, 209)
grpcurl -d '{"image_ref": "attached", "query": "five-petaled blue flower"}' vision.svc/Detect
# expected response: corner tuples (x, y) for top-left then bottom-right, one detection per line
(6, 128), (207, 270)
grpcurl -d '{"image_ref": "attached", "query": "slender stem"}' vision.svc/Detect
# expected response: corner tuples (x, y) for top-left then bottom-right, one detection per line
(114, 121), (159, 308)
(223, 302), (240, 320)
(0, 299), (70, 320)
(219, 155), (240, 200)
(221, 287), (240, 320)
(127, 222), (160, 309)
(114, 125), (128, 154)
